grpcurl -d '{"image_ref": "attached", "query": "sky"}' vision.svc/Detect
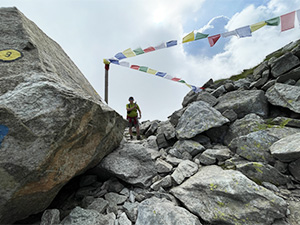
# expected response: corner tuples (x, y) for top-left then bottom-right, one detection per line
(1, 0), (300, 122)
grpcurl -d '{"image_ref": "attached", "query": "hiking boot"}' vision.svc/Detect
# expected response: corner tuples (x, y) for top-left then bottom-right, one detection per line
(130, 135), (133, 140)
(137, 136), (141, 140)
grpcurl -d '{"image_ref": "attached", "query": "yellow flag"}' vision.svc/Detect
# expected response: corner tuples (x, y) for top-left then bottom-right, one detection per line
(185, 83), (192, 88)
(182, 31), (195, 43)
(122, 48), (136, 58)
(147, 68), (157, 75)
(103, 59), (110, 64)
(250, 21), (267, 32)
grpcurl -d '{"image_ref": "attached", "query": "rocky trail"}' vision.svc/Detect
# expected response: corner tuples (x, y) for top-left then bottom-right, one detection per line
(1, 7), (300, 225)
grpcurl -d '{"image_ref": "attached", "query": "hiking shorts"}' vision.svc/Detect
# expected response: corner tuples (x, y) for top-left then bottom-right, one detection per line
(127, 116), (139, 128)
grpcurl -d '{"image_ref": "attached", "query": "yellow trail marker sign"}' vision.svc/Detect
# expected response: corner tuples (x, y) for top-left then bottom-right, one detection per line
(0, 49), (23, 62)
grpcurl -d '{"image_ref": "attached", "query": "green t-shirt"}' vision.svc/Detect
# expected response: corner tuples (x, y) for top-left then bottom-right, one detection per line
(126, 103), (139, 118)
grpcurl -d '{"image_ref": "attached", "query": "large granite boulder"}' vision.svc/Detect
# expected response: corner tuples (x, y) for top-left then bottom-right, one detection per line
(182, 90), (217, 108)
(229, 130), (279, 162)
(229, 128), (299, 163)
(169, 140), (205, 159)
(214, 90), (268, 119)
(224, 113), (265, 145)
(95, 142), (159, 187)
(171, 166), (287, 225)
(0, 7), (125, 224)
(266, 83), (300, 114)
(176, 101), (229, 139)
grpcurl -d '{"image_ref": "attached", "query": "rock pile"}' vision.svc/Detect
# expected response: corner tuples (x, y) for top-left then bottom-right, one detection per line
(35, 40), (300, 225)
(0, 7), (125, 224)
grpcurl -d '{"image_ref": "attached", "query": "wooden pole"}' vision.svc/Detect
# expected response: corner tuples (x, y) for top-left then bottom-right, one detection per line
(104, 61), (110, 104)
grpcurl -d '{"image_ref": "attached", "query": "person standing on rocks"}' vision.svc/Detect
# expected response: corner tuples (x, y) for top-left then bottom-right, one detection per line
(126, 96), (142, 140)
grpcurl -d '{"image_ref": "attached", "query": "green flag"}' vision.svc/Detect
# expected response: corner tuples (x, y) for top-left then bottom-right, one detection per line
(133, 47), (144, 55)
(266, 17), (280, 26)
(195, 32), (209, 40)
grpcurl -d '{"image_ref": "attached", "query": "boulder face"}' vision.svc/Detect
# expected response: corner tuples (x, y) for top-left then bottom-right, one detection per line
(266, 83), (300, 113)
(214, 90), (269, 118)
(96, 142), (159, 187)
(171, 166), (287, 225)
(176, 101), (229, 139)
(0, 7), (125, 224)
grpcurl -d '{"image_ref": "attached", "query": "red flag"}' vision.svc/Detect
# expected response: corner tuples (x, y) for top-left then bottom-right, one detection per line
(130, 65), (140, 70)
(208, 34), (221, 47)
(171, 77), (181, 82)
(281, 11), (295, 32)
(143, 46), (155, 53)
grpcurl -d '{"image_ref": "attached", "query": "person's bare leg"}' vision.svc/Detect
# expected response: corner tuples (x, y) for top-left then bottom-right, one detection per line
(129, 127), (133, 139)
(136, 126), (141, 140)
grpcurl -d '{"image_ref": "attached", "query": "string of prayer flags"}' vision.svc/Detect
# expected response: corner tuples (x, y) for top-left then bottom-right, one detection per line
(208, 34), (221, 47)
(109, 57), (205, 92)
(281, 11), (296, 31)
(105, 9), (300, 93)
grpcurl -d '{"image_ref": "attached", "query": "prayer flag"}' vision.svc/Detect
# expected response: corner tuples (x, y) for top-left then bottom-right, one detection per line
(179, 80), (186, 83)
(182, 31), (195, 43)
(133, 47), (144, 55)
(147, 68), (157, 74)
(103, 59), (110, 65)
(208, 34), (221, 47)
(130, 65), (140, 70)
(250, 21), (267, 32)
(297, 10), (300, 26)
(115, 52), (126, 60)
(109, 59), (120, 64)
(164, 74), (173, 80)
(191, 86), (204, 93)
(236, 26), (252, 38)
(156, 72), (166, 77)
(120, 61), (130, 67)
(139, 66), (148, 72)
(266, 17), (280, 26)
(122, 48), (136, 58)
(185, 83), (192, 88)
(221, 30), (237, 38)
(195, 32), (209, 40)
(155, 43), (166, 50)
(166, 40), (177, 47)
(172, 77), (181, 82)
(143, 46), (155, 53)
(281, 11), (295, 32)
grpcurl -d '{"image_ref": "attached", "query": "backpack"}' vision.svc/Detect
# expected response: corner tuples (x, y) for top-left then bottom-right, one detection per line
(127, 103), (137, 115)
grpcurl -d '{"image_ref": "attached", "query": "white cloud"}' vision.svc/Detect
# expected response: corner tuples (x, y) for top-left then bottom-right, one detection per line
(1, 0), (299, 122)
(182, 0), (300, 83)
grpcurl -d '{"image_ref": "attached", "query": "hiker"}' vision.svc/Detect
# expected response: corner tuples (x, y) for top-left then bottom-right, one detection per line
(126, 96), (142, 140)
